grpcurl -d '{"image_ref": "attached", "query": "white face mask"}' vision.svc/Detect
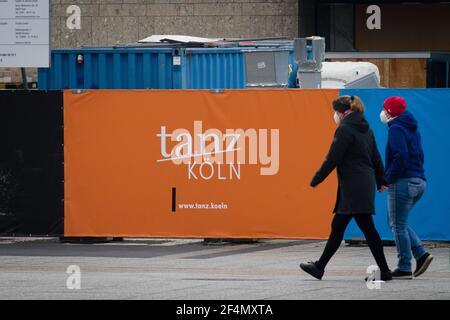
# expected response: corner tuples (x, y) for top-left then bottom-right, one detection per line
(333, 112), (341, 125)
(380, 110), (389, 124)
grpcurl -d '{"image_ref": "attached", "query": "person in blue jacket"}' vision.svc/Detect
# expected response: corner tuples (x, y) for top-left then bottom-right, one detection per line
(380, 96), (433, 279)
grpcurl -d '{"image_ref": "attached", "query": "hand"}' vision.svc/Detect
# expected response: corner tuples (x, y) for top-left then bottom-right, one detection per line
(378, 185), (389, 192)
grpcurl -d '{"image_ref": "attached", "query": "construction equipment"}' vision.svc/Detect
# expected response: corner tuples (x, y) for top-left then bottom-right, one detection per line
(293, 36), (325, 88)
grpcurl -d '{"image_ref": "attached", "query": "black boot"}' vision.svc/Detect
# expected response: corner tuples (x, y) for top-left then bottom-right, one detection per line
(391, 268), (413, 280)
(299, 261), (324, 280)
(414, 252), (433, 278)
(365, 270), (392, 282)
(381, 271), (393, 281)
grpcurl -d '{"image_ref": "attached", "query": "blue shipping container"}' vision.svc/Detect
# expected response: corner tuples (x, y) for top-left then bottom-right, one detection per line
(38, 46), (295, 90)
(38, 47), (175, 90)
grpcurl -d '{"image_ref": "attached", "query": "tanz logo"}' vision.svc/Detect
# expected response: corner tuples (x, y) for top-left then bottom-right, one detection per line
(157, 121), (279, 180)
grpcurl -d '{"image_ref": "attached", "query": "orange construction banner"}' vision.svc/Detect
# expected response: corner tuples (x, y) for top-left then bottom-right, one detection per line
(64, 89), (339, 238)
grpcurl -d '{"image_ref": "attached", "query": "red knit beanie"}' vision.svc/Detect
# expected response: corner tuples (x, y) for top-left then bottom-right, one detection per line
(383, 96), (406, 117)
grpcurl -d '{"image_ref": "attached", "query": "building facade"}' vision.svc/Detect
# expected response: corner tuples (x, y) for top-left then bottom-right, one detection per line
(52, 0), (299, 48)
(2, 1), (450, 87)
(1, 0), (299, 85)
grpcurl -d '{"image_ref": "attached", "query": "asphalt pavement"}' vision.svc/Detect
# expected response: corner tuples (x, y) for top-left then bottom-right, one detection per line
(0, 237), (449, 299)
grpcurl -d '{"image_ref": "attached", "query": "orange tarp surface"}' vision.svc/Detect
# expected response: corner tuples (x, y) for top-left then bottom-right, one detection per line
(64, 89), (339, 238)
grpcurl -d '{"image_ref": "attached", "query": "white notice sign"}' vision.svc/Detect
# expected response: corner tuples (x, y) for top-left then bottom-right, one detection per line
(0, 0), (50, 67)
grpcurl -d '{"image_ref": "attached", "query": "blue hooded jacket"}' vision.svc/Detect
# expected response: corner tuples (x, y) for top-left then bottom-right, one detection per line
(385, 110), (426, 184)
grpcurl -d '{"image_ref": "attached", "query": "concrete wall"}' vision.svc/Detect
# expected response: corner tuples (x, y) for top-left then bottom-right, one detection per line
(1, 0), (298, 84)
(53, 0), (299, 48)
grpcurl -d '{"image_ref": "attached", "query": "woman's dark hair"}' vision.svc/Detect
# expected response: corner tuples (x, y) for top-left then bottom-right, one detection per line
(333, 95), (365, 113)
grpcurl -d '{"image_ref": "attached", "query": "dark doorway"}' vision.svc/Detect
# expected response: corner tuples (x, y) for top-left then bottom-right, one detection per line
(427, 59), (450, 88)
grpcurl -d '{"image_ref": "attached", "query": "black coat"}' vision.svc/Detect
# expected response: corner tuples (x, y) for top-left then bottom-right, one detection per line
(310, 112), (387, 215)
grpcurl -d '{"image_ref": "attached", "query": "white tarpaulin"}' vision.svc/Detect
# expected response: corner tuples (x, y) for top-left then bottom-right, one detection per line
(321, 62), (380, 88)
(139, 35), (223, 44)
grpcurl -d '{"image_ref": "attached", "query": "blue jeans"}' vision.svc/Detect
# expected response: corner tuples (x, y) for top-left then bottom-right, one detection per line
(388, 177), (427, 272)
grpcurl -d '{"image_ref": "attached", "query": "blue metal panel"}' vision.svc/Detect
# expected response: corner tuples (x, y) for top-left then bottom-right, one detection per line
(183, 48), (248, 89)
(340, 88), (450, 241)
(84, 53), (92, 89)
(158, 53), (168, 89)
(142, 53), (151, 88)
(53, 53), (62, 89)
(98, 53), (107, 88)
(128, 53), (136, 89)
(38, 46), (295, 90)
(69, 53), (77, 88)
(38, 48), (175, 90)
(37, 64), (48, 89)
(171, 49), (183, 89)
(113, 53), (121, 89)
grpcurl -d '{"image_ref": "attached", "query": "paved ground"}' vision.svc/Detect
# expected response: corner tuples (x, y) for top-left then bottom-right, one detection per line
(0, 238), (449, 300)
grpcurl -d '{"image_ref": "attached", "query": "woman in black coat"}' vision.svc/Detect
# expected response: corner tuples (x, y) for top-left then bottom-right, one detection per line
(300, 95), (392, 281)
